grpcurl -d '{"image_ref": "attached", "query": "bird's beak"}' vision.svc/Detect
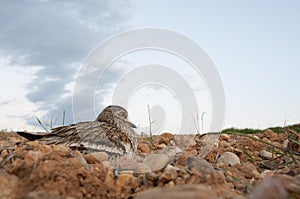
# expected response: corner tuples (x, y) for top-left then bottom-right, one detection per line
(127, 120), (137, 128)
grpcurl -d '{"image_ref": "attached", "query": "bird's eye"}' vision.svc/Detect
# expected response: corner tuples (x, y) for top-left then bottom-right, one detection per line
(119, 112), (125, 117)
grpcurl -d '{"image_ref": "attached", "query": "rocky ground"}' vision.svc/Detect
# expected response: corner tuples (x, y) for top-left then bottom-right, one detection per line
(0, 125), (299, 199)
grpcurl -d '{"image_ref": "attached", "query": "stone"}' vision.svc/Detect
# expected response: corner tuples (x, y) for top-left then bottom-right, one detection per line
(216, 152), (241, 166)
(145, 172), (158, 181)
(159, 132), (175, 145)
(262, 137), (270, 143)
(165, 181), (175, 188)
(198, 134), (220, 158)
(116, 174), (139, 196)
(135, 184), (218, 199)
(175, 177), (185, 185)
(259, 150), (275, 160)
(271, 142), (282, 148)
(242, 163), (261, 179)
(220, 134), (230, 141)
(250, 177), (289, 199)
(164, 164), (180, 171)
(260, 170), (274, 178)
(133, 162), (152, 174)
(263, 129), (278, 141)
(114, 156), (141, 171)
(114, 156), (152, 175)
(187, 156), (215, 175)
(283, 139), (289, 148)
(157, 143), (167, 149)
(159, 168), (177, 183)
(174, 134), (196, 152)
(170, 140), (176, 146)
(253, 135), (260, 139)
(225, 175), (233, 182)
(177, 150), (198, 166)
(223, 142), (231, 148)
(177, 168), (191, 180)
(143, 154), (169, 172)
(158, 146), (183, 158)
(187, 157), (226, 184)
(138, 143), (150, 153)
(84, 152), (109, 164)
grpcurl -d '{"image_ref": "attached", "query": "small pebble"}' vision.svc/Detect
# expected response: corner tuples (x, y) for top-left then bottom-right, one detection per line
(283, 139), (289, 148)
(145, 172), (158, 181)
(138, 144), (150, 153)
(159, 132), (175, 144)
(187, 156), (214, 174)
(216, 152), (241, 166)
(243, 163), (261, 179)
(263, 129), (278, 141)
(220, 134), (230, 141)
(84, 152), (108, 164)
(159, 168), (177, 183)
(260, 170), (274, 178)
(259, 150), (274, 160)
(143, 154), (169, 172)
(157, 143), (166, 149)
(133, 163), (152, 174)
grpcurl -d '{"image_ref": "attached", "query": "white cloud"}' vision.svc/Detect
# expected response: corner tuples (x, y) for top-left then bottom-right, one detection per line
(0, 0), (134, 129)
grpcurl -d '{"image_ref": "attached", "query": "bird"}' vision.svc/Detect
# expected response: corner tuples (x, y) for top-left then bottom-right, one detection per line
(17, 105), (138, 158)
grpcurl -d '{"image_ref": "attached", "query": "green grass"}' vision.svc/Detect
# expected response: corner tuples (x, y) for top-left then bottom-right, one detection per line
(222, 123), (300, 135)
(36, 109), (67, 132)
(222, 128), (262, 134)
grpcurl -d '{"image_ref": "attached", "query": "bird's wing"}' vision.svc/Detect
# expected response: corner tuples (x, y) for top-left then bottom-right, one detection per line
(75, 121), (125, 156)
(29, 121), (129, 156)
(36, 124), (80, 146)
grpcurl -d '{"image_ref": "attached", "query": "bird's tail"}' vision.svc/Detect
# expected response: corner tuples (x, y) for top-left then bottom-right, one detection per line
(17, 131), (44, 141)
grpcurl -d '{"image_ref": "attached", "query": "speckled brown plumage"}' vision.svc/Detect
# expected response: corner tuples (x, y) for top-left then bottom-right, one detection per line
(17, 105), (138, 157)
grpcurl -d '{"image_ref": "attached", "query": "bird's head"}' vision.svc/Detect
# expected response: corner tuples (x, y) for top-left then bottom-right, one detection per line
(96, 105), (137, 128)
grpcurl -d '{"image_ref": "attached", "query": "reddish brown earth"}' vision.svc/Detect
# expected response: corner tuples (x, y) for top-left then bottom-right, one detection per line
(0, 128), (299, 199)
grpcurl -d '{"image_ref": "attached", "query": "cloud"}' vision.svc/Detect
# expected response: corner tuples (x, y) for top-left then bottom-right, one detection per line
(0, 0), (133, 127)
(0, 98), (16, 106)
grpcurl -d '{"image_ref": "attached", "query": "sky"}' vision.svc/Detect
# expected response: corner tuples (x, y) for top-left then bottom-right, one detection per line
(0, 0), (299, 133)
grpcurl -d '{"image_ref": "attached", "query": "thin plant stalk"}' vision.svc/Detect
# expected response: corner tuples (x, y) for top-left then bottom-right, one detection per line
(36, 116), (49, 133)
(147, 105), (153, 145)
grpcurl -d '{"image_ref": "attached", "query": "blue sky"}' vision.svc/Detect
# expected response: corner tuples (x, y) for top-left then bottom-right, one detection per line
(0, 0), (299, 132)
(131, 0), (300, 129)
